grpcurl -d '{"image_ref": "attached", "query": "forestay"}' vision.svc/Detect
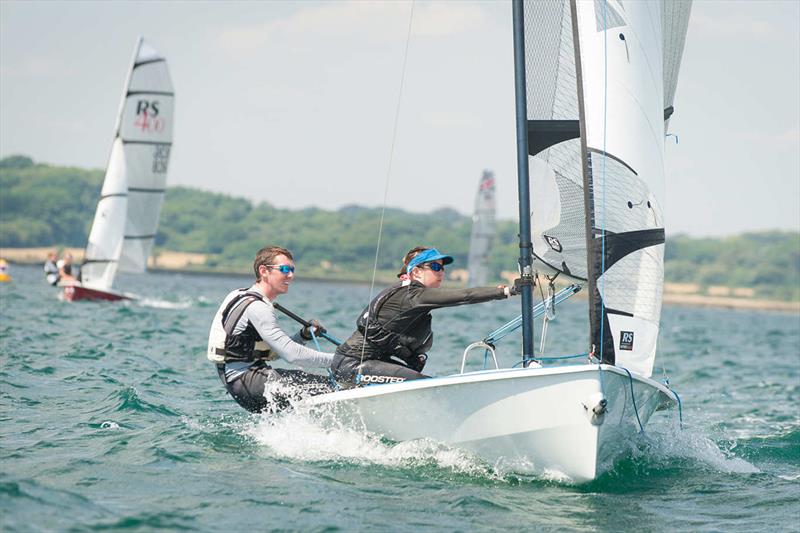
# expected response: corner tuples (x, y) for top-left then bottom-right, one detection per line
(467, 170), (496, 286)
(525, 0), (691, 377)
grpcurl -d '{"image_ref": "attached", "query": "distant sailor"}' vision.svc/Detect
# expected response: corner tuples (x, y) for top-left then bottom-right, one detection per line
(57, 252), (79, 283)
(207, 245), (334, 413)
(44, 251), (59, 285)
(331, 246), (518, 387)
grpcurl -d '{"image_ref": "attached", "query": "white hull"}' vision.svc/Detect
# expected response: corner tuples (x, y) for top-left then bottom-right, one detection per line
(302, 364), (675, 483)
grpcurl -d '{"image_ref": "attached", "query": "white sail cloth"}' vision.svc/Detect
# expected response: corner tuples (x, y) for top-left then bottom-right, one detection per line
(525, 0), (691, 377)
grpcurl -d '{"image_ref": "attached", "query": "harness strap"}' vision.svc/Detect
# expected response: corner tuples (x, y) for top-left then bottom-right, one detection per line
(214, 347), (273, 359)
(221, 290), (264, 336)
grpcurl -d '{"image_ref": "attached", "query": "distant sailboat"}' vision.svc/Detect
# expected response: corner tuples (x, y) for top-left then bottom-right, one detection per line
(63, 37), (174, 302)
(466, 170), (496, 286)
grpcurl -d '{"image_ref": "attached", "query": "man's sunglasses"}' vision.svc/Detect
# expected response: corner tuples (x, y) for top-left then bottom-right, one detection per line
(423, 262), (445, 272)
(267, 264), (295, 274)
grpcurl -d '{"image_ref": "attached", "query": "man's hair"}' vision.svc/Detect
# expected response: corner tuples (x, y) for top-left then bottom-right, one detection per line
(254, 246), (294, 280)
(397, 246), (431, 278)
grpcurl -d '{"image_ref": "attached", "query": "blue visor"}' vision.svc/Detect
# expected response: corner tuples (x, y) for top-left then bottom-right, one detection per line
(406, 248), (454, 273)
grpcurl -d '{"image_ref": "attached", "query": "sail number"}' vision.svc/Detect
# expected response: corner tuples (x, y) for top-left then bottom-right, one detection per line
(134, 100), (166, 133)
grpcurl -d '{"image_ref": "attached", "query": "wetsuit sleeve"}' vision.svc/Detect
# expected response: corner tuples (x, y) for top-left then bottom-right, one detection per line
(413, 285), (506, 310)
(245, 300), (334, 368)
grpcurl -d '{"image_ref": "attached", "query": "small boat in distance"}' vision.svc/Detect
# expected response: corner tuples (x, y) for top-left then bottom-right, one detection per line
(466, 170), (496, 287)
(0, 259), (11, 283)
(63, 37), (174, 302)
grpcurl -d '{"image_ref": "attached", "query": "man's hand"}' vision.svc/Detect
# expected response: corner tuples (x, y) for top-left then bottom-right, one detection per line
(300, 319), (327, 340)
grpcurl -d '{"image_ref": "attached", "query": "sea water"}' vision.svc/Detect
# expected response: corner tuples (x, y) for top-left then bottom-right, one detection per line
(1, 264), (798, 532)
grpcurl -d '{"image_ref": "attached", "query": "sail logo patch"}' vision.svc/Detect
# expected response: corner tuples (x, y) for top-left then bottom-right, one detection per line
(619, 331), (634, 351)
(544, 235), (562, 252)
(134, 100), (166, 133)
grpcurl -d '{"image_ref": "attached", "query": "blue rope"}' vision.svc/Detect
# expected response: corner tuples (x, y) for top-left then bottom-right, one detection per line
(512, 353), (589, 368)
(669, 386), (684, 429)
(484, 285), (581, 345)
(309, 328), (340, 391)
(620, 366), (644, 433)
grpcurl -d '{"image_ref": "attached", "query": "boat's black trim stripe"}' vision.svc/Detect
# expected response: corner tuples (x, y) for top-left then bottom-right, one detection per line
(527, 119), (581, 156)
(133, 58), (165, 69)
(82, 259), (118, 265)
(587, 148), (638, 176)
(124, 234), (156, 240)
(127, 90), (174, 97)
(100, 193), (127, 199)
(128, 187), (165, 194)
(121, 140), (173, 146)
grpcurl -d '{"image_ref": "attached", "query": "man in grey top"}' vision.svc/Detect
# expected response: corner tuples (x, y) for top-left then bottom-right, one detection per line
(207, 245), (334, 413)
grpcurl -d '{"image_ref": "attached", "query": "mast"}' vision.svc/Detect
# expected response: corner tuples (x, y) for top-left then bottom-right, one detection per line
(512, 0), (535, 363)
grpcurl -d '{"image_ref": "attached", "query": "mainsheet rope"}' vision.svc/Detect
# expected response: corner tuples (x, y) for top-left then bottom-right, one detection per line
(358, 0), (417, 372)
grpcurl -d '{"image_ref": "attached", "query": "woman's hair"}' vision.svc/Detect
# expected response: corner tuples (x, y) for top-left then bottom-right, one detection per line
(397, 246), (431, 278)
(254, 245), (293, 280)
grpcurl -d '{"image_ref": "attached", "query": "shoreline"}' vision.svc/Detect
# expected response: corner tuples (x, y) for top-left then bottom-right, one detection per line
(2, 247), (797, 313)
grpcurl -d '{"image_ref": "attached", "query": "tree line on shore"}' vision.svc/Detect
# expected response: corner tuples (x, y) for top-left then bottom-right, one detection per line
(2, 155), (798, 300)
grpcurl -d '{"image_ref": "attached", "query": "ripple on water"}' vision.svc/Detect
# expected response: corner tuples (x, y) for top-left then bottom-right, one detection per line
(88, 386), (181, 418)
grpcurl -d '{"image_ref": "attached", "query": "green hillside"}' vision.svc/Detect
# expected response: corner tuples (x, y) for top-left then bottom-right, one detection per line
(2, 156), (798, 300)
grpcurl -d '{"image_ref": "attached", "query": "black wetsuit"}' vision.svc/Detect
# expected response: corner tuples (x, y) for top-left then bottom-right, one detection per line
(332, 280), (507, 385)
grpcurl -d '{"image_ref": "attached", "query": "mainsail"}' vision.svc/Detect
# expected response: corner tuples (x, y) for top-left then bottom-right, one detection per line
(117, 39), (175, 272)
(81, 38), (174, 289)
(526, 0), (691, 377)
(467, 170), (496, 286)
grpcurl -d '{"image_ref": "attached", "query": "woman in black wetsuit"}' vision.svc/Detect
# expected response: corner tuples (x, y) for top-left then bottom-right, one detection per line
(331, 247), (518, 386)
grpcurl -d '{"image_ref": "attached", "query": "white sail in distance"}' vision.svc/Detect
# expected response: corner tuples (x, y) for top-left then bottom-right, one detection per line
(117, 38), (175, 273)
(81, 139), (128, 290)
(467, 170), (496, 286)
(525, 0), (691, 377)
(81, 37), (174, 290)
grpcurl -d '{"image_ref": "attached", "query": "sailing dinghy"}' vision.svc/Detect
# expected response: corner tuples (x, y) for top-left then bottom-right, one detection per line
(62, 37), (174, 302)
(466, 170), (496, 287)
(301, 0), (691, 482)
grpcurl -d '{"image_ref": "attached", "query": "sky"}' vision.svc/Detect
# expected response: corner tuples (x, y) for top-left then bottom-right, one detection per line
(1, 0), (798, 237)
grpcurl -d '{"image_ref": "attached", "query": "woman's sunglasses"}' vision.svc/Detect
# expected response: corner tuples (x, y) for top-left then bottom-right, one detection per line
(267, 264), (295, 274)
(423, 262), (445, 272)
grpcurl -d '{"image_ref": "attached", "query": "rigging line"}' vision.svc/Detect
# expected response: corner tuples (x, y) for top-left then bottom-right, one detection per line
(621, 366), (644, 433)
(358, 0), (416, 372)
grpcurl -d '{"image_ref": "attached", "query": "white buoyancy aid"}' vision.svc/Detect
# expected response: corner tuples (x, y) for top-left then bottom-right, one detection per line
(207, 289), (277, 364)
